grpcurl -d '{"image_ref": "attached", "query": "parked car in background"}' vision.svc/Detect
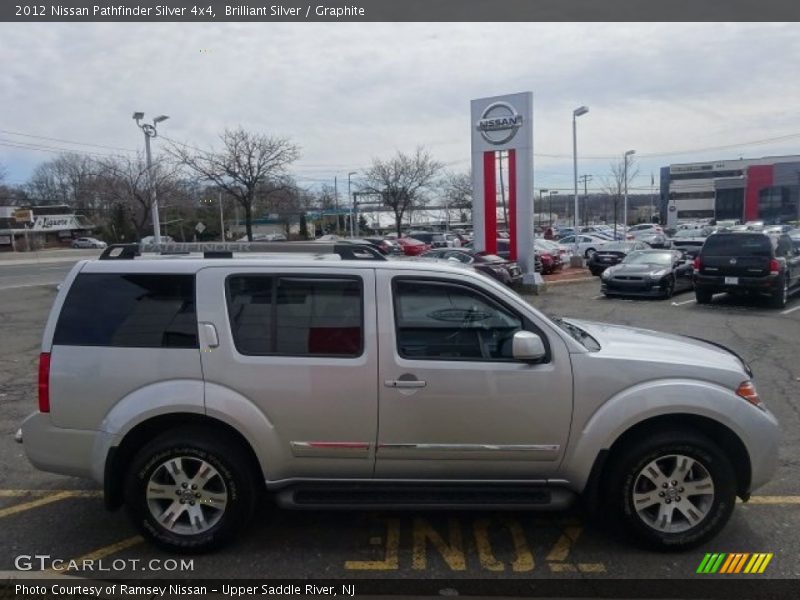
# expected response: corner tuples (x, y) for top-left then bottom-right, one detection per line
(693, 232), (800, 308)
(71, 237), (107, 249)
(408, 231), (447, 248)
(139, 235), (174, 246)
(395, 237), (431, 256)
(670, 227), (715, 258)
(443, 233), (463, 247)
(534, 239), (563, 274)
(420, 248), (522, 286)
(360, 237), (404, 255)
(587, 241), (649, 276)
(636, 231), (671, 249)
(601, 249), (694, 298)
(556, 234), (610, 258)
(763, 224), (794, 235)
(627, 223), (663, 236)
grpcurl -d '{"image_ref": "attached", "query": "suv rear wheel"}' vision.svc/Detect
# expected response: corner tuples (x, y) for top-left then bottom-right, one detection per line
(606, 430), (736, 551)
(770, 277), (788, 309)
(695, 288), (713, 304)
(124, 427), (259, 553)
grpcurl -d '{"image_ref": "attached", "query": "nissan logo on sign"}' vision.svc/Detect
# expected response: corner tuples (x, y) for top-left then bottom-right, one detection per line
(476, 101), (523, 145)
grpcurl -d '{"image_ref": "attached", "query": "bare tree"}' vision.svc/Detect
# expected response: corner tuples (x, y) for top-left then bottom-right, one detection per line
(360, 147), (443, 236)
(96, 154), (186, 240)
(443, 171), (473, 224)
(168, 128), (300, 241)
(25, 153), (100, 209)
(601, 156), (639, 229)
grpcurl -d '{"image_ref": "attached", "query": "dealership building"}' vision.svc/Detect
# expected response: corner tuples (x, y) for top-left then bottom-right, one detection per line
(659, 154), (800, 229)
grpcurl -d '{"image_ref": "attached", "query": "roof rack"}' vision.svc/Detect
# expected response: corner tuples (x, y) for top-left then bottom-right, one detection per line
(98, 242), (387, 261)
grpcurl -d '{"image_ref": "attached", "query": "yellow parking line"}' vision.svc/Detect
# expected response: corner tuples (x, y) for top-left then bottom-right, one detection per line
(743, 496), (800, 504)
(49, 536), (144, 573)
(0, 490), (101, 498)
(0, 491), (76, 518)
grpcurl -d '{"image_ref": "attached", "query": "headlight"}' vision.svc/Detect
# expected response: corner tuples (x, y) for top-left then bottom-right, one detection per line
(601, 269), (612, 280)
(736, 381), (765, 411)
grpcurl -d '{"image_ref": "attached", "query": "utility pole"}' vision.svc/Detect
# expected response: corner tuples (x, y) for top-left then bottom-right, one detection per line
(334, 176), (339, 235)
(218, 189), (225, 241)
(579, 175), (593, 226)
(132, 112), (169, 243)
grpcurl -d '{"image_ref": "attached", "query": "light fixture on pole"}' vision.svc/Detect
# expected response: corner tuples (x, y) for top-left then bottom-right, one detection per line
(623, 149), (635, 231)
(133, 112), (169, 244)
(572, 106), (589, 263)
(347, 171), (357, 238)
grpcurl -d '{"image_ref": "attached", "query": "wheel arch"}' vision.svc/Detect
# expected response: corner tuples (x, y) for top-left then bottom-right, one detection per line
(583, 413), (752, 508)
(104, 413), (264, 510)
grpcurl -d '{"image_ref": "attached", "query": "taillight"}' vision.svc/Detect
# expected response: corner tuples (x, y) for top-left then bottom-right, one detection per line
(769, 259), (780, 276)
(693, 256), (702, 272)
(38, 352), (51, 413)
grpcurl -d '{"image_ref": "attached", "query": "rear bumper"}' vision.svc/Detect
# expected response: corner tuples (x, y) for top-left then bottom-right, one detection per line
(695, 273), (781, 294)
(21, 412), (103, 482)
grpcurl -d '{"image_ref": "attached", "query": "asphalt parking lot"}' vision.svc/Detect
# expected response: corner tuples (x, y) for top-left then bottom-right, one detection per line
(1, 259), (799, 587)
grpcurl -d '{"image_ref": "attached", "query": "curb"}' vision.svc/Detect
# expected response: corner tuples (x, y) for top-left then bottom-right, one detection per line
(543, 275), (596, 286)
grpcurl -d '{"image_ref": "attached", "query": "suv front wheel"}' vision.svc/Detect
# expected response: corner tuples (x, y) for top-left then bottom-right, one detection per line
(124, 427), (259, 553)
(606, 430), (736, 551)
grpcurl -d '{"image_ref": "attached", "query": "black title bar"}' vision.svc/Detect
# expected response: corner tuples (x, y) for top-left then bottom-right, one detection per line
(3, 0), (800, 22)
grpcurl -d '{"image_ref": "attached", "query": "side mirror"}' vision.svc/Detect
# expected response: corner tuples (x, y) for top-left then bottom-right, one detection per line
(512, 331), (546, 362)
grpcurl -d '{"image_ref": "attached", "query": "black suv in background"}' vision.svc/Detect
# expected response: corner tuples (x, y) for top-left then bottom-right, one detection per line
(693, 232), (800, 308)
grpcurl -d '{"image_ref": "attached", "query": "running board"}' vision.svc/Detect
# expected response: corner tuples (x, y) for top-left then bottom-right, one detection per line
(274, 483), (577, 510)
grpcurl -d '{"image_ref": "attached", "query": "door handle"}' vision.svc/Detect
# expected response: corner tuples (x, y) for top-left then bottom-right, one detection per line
(384, 379), (427, 389)
(200, 322), (219, 348)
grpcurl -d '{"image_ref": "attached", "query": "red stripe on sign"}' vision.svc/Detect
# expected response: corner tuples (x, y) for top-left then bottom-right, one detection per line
(508, 149), (517, 261)
(484, 151), (497, 255)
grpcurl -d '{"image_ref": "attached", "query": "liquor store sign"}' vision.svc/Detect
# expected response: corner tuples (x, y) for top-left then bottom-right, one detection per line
(32, 215), (85, 231)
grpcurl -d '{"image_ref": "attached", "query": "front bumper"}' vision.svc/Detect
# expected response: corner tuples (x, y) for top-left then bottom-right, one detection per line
(744, 407), (781, 493)
(602, 279), (666, 297)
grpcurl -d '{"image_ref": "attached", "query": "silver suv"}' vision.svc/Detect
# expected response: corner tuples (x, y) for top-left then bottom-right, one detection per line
(21, 242), (779, 553)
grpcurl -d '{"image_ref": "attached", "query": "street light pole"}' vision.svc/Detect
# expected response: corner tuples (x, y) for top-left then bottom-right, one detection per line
(133, 112), (169, 244)
(623, 149), (635, 231)
(538, 189), (548, 229)
(218, 190), (225, 241)
(572, 106), (589, 262)
(347, 171), (357, 237)
(549, 191), (558, 227)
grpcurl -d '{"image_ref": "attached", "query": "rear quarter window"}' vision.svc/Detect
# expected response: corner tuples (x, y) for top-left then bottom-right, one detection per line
(702, 234), (773, 257)
(53, 273), (198, 348)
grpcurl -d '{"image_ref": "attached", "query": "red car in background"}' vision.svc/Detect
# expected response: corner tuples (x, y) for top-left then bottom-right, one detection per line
(396, 237), (431, 256)
(534, 239), (565, 274)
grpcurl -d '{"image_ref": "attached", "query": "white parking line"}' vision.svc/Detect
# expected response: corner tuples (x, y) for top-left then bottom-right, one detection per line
(0, 281), (61, 291)
(671, 299), (696, 306)
(781, 304), (800, 315)
(592, 295), (604, 300)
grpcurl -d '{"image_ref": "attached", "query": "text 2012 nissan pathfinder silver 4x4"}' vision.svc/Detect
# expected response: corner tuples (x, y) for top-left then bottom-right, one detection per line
(20, 243), (779, 553)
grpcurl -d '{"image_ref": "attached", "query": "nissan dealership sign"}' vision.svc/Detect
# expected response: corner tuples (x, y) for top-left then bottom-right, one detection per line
(476, 101), (523, 145)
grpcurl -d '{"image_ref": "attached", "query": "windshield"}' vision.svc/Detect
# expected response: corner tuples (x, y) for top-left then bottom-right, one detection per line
(622, 251), (673, 266)
(599, 243), (634, 252)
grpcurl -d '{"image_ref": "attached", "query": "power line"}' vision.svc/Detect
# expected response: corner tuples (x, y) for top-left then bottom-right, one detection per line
(0, 129), (136, 153)
(0, 138), (121, 158)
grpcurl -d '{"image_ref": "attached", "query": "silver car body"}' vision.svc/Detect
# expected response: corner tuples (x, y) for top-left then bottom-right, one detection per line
(23, 256), (779, 501)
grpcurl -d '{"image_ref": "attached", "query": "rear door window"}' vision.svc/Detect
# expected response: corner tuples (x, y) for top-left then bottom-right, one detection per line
(54, 273), (197, 348)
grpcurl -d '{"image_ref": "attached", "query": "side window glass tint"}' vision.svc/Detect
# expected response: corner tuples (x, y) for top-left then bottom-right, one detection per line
(227, 276), (363, 357)
(54, 273), (197, 348)
(394, 280), (522, 361)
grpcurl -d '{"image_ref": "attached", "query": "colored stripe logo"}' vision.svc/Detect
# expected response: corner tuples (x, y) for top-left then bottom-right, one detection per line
(697, 553), (773, 574)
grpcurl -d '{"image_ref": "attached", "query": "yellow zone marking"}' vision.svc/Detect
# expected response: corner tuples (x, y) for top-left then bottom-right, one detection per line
(0, 490), (101, 498)
(742, 496), (800, 504)
(344, 518), (400, 571)
(0, 491), (77, 518)
(48, 536), (144, 574)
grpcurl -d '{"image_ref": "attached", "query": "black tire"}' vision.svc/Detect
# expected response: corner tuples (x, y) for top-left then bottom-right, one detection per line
(124, 426), (259, 553)
(770, 277), (788, 309)
(590, 268), (601, 277)
(605, 430), (736, 551)
(695, 288), (713, 304)
(662, 277), (675, 299)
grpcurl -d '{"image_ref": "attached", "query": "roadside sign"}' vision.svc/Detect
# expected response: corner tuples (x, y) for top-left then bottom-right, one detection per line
(195, 222), (206, 233)
(14, 209), (34, 223)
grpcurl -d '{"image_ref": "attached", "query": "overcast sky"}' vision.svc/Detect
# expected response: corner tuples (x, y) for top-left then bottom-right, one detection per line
(2, 22), (800, 194)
